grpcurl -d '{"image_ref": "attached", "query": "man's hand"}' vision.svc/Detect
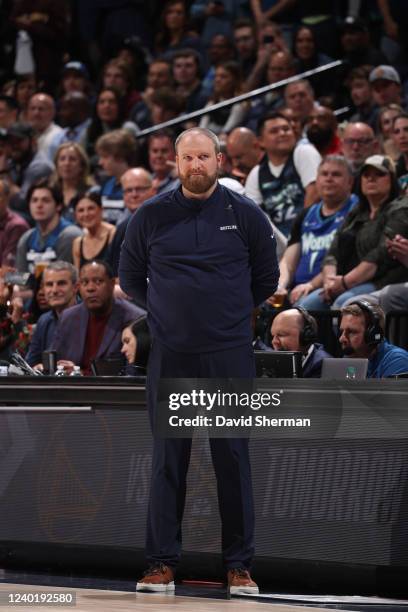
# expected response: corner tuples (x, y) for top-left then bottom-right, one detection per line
(323, 275), (346, 303)
(266, 286), (287, 307)
(289, 282), (314, 304)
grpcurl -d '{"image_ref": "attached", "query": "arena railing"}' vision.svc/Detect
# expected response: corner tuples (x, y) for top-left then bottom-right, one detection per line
(135, 59), (344, 138)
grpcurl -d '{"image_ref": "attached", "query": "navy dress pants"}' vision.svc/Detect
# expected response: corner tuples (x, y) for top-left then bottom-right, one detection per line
(145, 341), (256, 570)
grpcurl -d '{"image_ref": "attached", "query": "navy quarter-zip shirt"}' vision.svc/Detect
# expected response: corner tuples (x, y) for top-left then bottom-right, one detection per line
(119, 183), (279, 353)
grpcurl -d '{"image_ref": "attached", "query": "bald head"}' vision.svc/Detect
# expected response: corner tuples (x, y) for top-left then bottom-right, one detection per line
(121, 167), (154, 213)
(27, 93), (56, 132)
(271, 309), (306, 352)
(175, 127), (220, 154)
(226, 127), (262, 177)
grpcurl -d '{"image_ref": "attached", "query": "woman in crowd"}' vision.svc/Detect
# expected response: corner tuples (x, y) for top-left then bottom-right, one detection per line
(51, 143), (93, 221)
(155, 0), (202, 58)
(72, 191), (115, 269)
(377, 104), (403, 160)
(199, 61), (248, 134)
(292, 25), (333, 98)
(121, 316), (151, 376)
(297, 155), (408, 310)
(81, 87), (134, 158)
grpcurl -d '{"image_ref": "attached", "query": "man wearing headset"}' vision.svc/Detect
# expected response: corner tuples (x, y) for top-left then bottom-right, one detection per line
(270, 307), (331, 377)
(339, 299), (408, 377)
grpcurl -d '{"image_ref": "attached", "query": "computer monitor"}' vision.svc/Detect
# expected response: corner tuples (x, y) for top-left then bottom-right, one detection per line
(254, 350), (303, 378)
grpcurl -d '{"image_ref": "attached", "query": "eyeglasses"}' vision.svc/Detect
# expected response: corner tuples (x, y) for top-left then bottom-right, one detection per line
(124, 186), (151, 194)
(343, 138), (374, 146)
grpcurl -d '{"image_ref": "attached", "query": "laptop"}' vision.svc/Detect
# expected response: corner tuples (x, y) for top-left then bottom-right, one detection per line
(91, 358), (124, 376)
(321, 358), (368, 380)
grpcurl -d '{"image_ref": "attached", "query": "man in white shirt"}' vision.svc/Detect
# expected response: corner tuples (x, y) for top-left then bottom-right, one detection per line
(245, 111), (321, 236)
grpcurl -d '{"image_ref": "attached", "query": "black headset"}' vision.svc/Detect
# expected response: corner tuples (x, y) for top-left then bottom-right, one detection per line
(347, 299), (384, 346)
(294, 306), (318, 347)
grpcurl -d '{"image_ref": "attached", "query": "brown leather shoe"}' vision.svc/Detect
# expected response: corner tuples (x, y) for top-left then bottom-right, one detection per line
(227, 568), (259, 595)
(136, 563), (175, 592)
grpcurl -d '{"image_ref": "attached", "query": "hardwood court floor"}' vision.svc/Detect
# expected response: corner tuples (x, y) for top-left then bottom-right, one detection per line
(0, 583), (357, 612)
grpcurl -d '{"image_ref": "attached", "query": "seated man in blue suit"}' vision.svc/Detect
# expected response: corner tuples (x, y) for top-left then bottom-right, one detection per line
(26, 260), (79, 366)
(52, 259), (145, 374)
(270, 307), (331, 377)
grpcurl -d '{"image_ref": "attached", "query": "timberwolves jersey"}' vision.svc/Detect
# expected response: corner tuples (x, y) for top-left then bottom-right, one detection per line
(258, 154), (304, 236)
(294, 194), (358, 285)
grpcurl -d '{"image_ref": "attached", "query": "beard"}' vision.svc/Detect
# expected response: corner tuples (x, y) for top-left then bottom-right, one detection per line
(179, 169), (218, 194)
(341, 345), (355, 356)
(306, 126), (333, 149)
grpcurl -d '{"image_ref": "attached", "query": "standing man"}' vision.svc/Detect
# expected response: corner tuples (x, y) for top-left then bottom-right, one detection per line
(119, 127), (279, 595)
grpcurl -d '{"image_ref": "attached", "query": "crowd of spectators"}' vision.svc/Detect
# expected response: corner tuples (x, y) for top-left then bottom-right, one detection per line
(1, 0), (408, 377)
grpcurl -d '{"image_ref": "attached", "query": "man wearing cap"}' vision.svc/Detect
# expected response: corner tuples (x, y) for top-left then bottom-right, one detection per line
(61, 62), (90, 95)
(369, 65), (405, 109)
(4, 123), (54, 217)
